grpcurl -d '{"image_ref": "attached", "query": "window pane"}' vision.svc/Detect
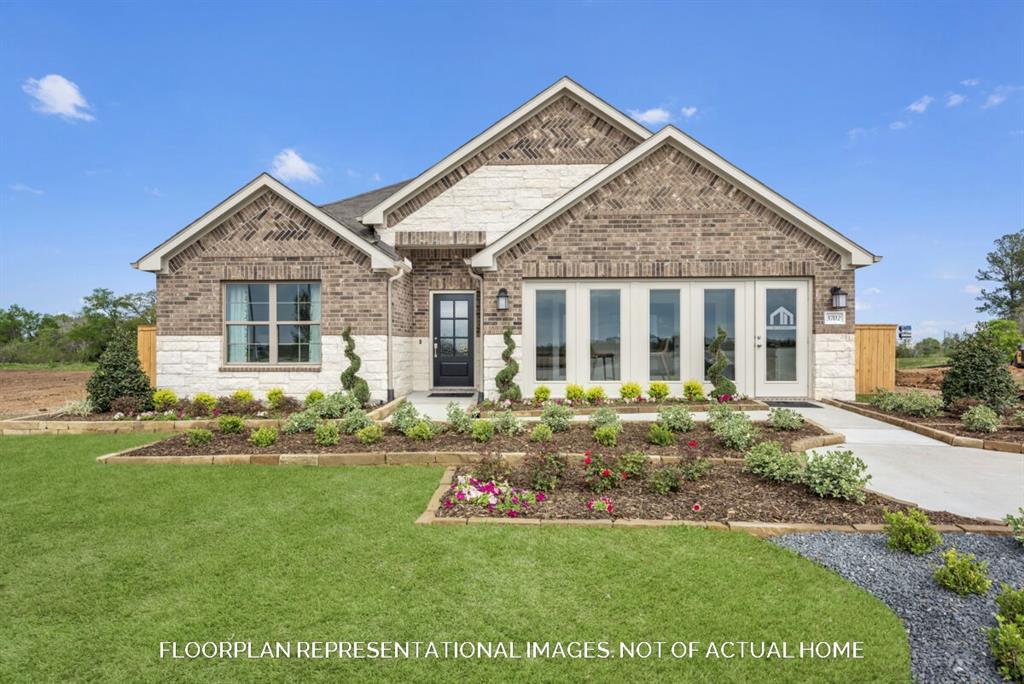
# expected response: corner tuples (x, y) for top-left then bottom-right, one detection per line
(649, 290), (680, 381)
(590, 289), (620, 382)
(766, 288), (797, 381)
(704, 289), (735, 381)
(454, 319), (469, 338)
(226, 284), (269, 321)
(536, 290), (566, 382)
(440, 320), (453, 337)
(455, 300), (468, 318)
(440, 300), (453, 318)
(276, 283), (320, 321)
(227, 324), (269, 363)
(278, 324), (320, 363)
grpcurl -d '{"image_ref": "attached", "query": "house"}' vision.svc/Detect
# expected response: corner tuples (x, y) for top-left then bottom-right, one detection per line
(134, 77), (879, 403)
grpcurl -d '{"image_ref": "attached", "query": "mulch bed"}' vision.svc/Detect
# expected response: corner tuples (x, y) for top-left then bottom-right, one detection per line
(479, 398), (765, 413)
(124, 421), (826, 458)
(435, 460), (986, 526)
(848, 401), (1024, 444)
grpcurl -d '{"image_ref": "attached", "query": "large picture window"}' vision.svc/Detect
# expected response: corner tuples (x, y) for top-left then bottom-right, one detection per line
(703, 288), (735, 381)
(225, 282), (321, 364)
(535, 290), (566, 381)
(590, 289), (621, 381)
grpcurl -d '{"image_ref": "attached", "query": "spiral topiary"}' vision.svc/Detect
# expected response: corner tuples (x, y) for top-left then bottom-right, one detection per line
(495, 328), (521, 401)
(707, 326), (737, 399)
(341, 326), (371, 406)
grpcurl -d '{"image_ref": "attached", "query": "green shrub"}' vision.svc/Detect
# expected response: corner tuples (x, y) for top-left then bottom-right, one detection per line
(942, 326), (1019, 411)
(712, 413), (760, 451)
(266, 387), (285, 409)
(1007, 508), (1024, 546)
(472, 453), (511, 482)
(588, 407), (620, 430)
(658, 405), (695, 432)
(493, 410), (525, 435)
(217, 415), (246, 434)
(648, 422), (675, 446)
(232, 389), (255, 403)
(566, 384), (586, 402)
(340, 408), (372, 434)
(309, 392), (360, 419)
(152, 388), (178, 411)
(619, 450), (649, 479)
(529, 423), (553, 443)
(768, 407), (804, 431)
(86, 328), (153, 413)
(868, 389), (943, 418)
(706, 404), (735, 429)
(341, 326), (371, 406)
(933, 548), (992, 595)
(582, 454), (620, 493)
(883, 509), (942, 555)
(446, 402), (474, 434)
(648, 467), (681, 495)
(540, 402), (574, 432)
(471, 419), (495, 443)
(248, 426), (278, 448)
(314, 421), (341, 446)
(57, 398), (95, 417)
(533, 385), (551, 403)
(282, 409), (320, 434)
(706, 326), (737, 399)
(523, 452), (565, 492)
(404, 420), (436, 441)
(987, 615), (1024, 683)
(996, 584), (1024, 624)
(356, 423), (383, 445)
(803, 449), (871, 503)
(683, 379), (706, 402)
(192, 392), (217, 414)
(185, 428), (213, 448)
(585, 386), (606, 403)
(744, 441), (805, 484)
(648, 381), (670, 401)
(304, 389), (325, 407)
(679, 458), (712, 481)
(620, 382), (642, 400)
(495, 328), (522, 401)
(961, 404), (1001, 434)
(390, 401), (421, 433)
(593, 424), (619, 447)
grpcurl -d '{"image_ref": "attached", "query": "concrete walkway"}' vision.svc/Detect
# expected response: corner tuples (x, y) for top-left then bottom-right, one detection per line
(791, 403), (1023, 522)
(403, 391), (475, 421)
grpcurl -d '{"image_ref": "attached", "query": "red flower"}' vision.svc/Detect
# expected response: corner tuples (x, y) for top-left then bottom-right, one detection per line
(601, 468), (611, 477)
(584, 450), (592, 457)
(621, 472), (628, 480)
(692, 503), (702, 512)
(687, 440), (698, 448)
(583, 456), (592, 465)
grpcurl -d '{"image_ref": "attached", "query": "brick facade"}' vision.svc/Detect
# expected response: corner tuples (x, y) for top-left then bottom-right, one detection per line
(156, 189), (389, 337)
(482, 144), (855, 335)
(400, 248), (481, 337)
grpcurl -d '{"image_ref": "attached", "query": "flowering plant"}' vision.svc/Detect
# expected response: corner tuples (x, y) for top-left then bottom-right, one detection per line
(443, 475), (543, 518)
(582, 452), (620, 493)
(687, 439), (698, 449)
(691, 502), (703, 513)
(718, 393), (733, 403)
(587, 497), (614, 514)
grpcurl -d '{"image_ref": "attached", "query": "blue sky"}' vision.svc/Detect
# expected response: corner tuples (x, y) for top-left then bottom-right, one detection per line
(2, 0), (1021, 341)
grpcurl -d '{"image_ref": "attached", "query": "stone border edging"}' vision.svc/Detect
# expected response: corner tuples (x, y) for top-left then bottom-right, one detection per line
(823, 399), (1024, 455)
(413, 470), (1013, 536)
(480, 400), (769, 418)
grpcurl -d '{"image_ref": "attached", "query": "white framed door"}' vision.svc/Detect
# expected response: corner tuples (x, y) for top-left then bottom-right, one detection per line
(754, 280), (810, 397)
(688, 281), (754, 397)
(576, 283), (629, 394)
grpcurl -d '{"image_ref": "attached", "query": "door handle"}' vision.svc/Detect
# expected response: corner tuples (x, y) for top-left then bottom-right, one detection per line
(433, 339), (439, 355)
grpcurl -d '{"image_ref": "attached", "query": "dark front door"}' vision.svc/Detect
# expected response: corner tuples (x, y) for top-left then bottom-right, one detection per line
(433, 293), (474, 387)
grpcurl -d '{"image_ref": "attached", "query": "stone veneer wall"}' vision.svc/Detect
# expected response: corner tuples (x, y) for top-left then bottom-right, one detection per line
(812, 333), (855, 401)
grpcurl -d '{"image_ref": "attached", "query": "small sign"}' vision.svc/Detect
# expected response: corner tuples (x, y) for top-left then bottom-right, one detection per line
(898, 325), (912, 342)
(823, 311), (846, 326)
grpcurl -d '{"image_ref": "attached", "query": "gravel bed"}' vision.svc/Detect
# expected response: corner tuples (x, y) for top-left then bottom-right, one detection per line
(772, 532), (1023, 683)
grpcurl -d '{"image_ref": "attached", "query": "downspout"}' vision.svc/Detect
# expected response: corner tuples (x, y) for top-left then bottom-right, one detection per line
(466, 262), (485, 403)
(386, 267), (406, 403)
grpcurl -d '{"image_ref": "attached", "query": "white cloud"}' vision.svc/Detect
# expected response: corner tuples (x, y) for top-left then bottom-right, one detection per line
(861, 287), (882, 296)
(371, 172), (382, 183)
(680, 106), (698, 118)
(946, 93), (966, 107)
(960, 78), (979, 87)
(144, 186), (162, 197)
(22, 74), (94, 121)
(846, 127), (871, 145)
(628, 107), (672, 125)
(345, 169), (360, 178)
(10, 183), (43, 195)
(962, 284), (982, 295)
(270, 148), (320, 183)
(889, 121), (908, 130)
(906, 95), (934, 113)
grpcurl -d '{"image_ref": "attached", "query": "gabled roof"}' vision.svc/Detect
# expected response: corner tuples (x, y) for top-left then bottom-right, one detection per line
(470, 126), (881, 270)
(358, 76), (652, 227)
(133, 174), (409, 273)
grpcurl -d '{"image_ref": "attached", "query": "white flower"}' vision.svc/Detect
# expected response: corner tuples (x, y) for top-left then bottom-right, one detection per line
(488, 495), (498, 505)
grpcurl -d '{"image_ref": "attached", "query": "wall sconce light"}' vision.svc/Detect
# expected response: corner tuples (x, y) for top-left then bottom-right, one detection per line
(830, 287), (848, 309)
(496, 288), (509, 311)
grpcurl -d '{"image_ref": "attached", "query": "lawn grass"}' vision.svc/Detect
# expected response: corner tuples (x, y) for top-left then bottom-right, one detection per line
(0, 362), (96, 371)
(895, 356), (949, 370)
(0, 434), (911, 682)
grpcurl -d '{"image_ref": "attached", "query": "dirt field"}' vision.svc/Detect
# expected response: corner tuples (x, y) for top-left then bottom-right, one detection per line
(897, 364), (1024, 391)
(0, 370), (91, 417)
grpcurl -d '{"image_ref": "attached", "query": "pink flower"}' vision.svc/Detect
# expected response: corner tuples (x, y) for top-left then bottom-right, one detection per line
(687, 440), (698, 448)
(507, 510), (518, 518)
(607, 503), (614, 513)
(692, 503), (702, 512)
(456, 491), (465, 500)
(621, 472), (628, 480)
(444, 499), (454, 508)
(587, 500), (595, 510)
(584, 450), (592, 457)
(536, 492), (546, 502)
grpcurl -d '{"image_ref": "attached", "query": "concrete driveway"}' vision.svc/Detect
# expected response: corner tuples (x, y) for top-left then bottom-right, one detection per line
(792, 403), (1024, 522)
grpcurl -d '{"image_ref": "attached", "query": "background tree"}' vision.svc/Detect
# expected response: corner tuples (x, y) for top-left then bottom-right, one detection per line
(914, 337), (942, 357)
(975, 229), (1024, 325)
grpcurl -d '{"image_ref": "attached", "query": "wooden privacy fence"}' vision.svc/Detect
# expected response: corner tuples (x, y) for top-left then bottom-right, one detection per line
(137, 325), (156, 387)
(855, 324), (897, 395)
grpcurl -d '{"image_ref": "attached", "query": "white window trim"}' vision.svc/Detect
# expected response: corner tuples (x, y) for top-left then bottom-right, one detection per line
(223, 282), (322, 367)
